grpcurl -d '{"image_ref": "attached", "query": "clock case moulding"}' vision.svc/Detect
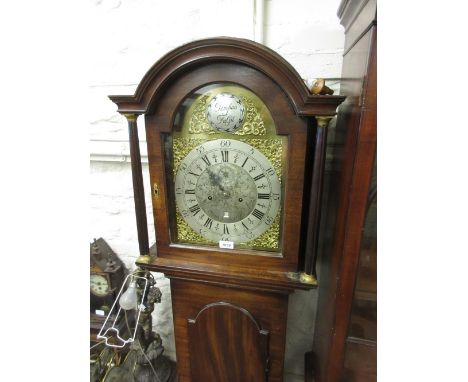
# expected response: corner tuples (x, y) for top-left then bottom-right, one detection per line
(108, 37), (345, 294)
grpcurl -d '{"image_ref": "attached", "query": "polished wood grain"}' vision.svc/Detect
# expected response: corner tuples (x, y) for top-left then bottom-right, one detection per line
(151, 257), (312, 294)
(303, 120), (329, 276)
(187, 302), (269, 382)
(171, 279), (288, 382)
(126, 116), (150, 256)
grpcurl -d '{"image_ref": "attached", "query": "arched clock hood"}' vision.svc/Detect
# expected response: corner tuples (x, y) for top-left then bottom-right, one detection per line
(108, 37), (344, 116)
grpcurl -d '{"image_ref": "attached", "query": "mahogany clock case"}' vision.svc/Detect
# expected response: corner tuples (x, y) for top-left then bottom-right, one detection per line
(146, 62), (309, 272)
(108, 38), (345, 277)
(109, 38), (345, 382)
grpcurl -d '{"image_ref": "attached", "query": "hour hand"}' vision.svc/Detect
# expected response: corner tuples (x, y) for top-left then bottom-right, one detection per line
(207, 168), (224, 191)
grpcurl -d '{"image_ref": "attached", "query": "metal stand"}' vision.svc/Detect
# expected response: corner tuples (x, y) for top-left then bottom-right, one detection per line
(133, 269), (177, 382)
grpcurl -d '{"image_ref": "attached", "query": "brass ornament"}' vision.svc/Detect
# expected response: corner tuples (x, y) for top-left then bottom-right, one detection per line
(136, 254), (151, 264)
(244, 209), (281, 249)
(172, 137), (283, 181)
(315, 116), (334, 129)
(299, 272), (317, 285)
(90, 263), (101, 273)
(311, 79), (334, 95)
(188, 95), (266, 136)
(235, 96), (266, 136)
(286, 272), (318, 285)
(122, 113), (139, 122)
(153, 182), (160, 198)
(245, 138), (283, 182)
(172, 138), (205, 175)
(176, 208), (215, 245)
(176, 206), (281, 251)
(188, 95), (212, 134)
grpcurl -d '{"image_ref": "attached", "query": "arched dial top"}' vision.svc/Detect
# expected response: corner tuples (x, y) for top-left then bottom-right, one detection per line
(175, 139), (281, 244)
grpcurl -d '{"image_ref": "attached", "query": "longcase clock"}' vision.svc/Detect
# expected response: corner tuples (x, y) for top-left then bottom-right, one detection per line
(109, 38), (344, 382)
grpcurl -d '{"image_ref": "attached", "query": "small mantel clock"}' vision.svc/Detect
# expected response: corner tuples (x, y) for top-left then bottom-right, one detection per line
(109, 38), (344, 382)
(90, 237), (127, 341)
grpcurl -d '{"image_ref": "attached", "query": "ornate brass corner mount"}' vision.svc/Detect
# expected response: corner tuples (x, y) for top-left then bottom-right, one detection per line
(136, 254), (152, 265)
(286, 272), (318, 285)
(299, 272), (317, 285)
(311, 79), (334, 95)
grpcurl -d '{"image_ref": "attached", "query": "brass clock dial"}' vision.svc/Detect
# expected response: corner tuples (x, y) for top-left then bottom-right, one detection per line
(90, 274), (111, 297)
(175, 139), (281, 244)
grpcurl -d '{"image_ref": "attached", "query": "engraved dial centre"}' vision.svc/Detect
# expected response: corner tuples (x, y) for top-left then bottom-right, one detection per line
(196, 163), (257, 223)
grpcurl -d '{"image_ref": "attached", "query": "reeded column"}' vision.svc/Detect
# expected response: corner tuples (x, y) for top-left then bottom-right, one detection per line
(301, 116), (334, 283)
(123, 113), (150, 264)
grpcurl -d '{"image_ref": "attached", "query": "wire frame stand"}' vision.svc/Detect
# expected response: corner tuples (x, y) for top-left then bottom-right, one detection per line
(132, 270), (177, 382)
(97, 273), (149, 348)
(96, 111), (177, 381)
(96, 269), (177, 382)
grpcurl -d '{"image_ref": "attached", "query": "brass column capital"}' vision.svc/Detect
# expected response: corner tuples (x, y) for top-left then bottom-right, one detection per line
(315, 115), (334, 129)
(136, 254), (152, 265)
(122, 113), (139, 123)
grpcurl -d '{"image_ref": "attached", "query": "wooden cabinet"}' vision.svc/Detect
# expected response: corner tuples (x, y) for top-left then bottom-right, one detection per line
(309, 0), (377, 381)
(176, 280), (277, 381)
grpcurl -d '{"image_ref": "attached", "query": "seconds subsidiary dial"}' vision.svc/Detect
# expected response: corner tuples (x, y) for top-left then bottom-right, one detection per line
(175, 139), (281, 245)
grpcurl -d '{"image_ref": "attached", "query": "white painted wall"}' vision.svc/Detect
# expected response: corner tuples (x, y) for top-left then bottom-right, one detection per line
(89, 1), (344, 380)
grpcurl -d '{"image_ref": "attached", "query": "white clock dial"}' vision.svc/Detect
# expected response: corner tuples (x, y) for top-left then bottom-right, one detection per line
(175, 139), (281, 244)
(206, 93), (245, 132)
(90, 274), (110, 297)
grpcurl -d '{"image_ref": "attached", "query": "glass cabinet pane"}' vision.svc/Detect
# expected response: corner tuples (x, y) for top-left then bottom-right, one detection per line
(347, 158), (377, 341)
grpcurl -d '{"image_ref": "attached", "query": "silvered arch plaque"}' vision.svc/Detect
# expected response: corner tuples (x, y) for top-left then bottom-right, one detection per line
(206, 93), (245, 132)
